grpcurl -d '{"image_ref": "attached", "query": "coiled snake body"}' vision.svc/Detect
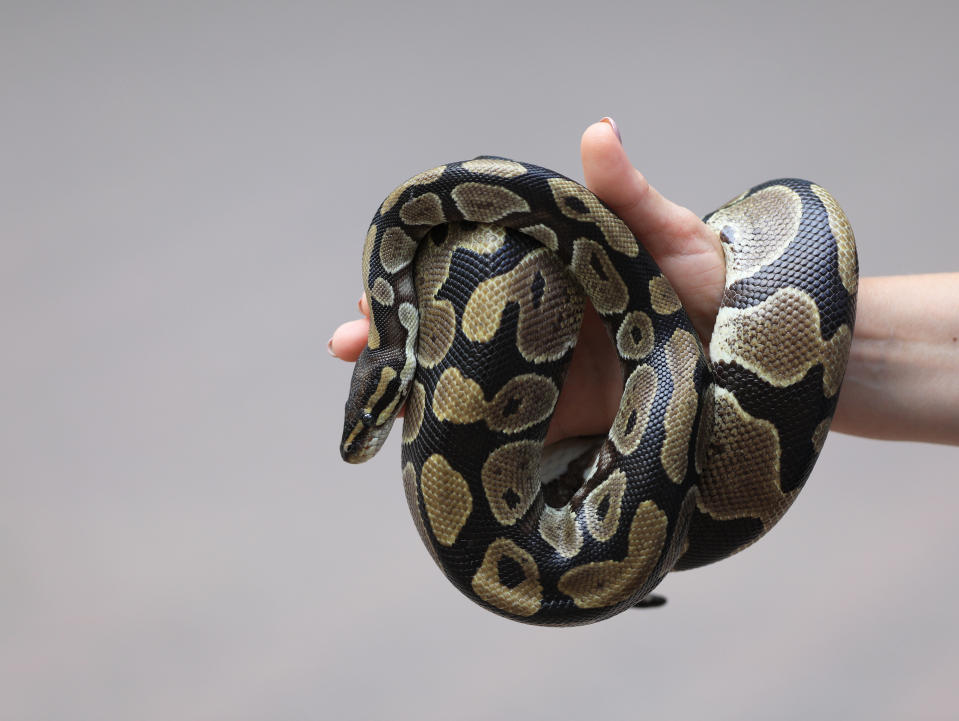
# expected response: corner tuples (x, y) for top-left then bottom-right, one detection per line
(341, 157), (857, 626)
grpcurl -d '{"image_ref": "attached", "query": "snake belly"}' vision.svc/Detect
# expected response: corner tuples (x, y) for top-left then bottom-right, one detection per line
(340, 157), (858, 626)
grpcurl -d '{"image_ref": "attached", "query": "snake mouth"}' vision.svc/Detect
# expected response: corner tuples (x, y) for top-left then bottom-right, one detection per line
(340, 415), (395, 464)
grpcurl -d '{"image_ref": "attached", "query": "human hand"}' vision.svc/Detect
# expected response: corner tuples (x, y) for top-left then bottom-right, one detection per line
(329, 119), (726, 444)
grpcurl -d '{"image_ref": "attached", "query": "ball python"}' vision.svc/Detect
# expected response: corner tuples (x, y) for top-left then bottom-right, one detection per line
(340, 156), (857, 626)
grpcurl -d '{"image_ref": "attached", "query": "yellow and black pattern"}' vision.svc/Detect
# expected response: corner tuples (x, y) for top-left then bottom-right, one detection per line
(341, 158), (857, 625)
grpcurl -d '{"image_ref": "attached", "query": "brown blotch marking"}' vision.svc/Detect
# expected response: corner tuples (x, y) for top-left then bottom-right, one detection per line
(462, 248), (585, 363)
(486, 375), (558, 433)
(400, 192), (446, 226)
(379, 165), (447, 215)
(461, 158), (528, 178)
(416, 300), (457, 368)
(557, 500), (668, 609)
(520, 223), (559, 251)
(362, 224), (382, 349)
(584, 469), (627, 542)
(432, 367), (486, 425)
(811, 184), (858, 295)
(378, 226), (417, 274)
(610, 365), (657, 455)
(447, 222), (508, 255)
(698, 387), (793, 531)
(362, 223), (376, 281)
(711, 287), (852, 397)
(570, 239), (628, 314)
(546, 177), (638, 256)
(538, 505), (583, 558)
(402, 381), (427, 444)
(420, 453), (472, 547)
(471, 538), (542, 617)
(705, 185), (802, 286)
(451, 182), (530, 222)
(616, 310), (654, 360)
(403, 462), (440, 564)
(661, 329), (702, 484)
(481, 441), (540, 526)
(366, 312), (381, 352)
(370, 277), (394, 306)
(648, 275), (682, 315)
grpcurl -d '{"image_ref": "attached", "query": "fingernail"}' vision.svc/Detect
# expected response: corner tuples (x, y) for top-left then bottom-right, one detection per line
(327, 337), (338, 358)
(358, 295), (365, 313)
(601, 117), (622, 144)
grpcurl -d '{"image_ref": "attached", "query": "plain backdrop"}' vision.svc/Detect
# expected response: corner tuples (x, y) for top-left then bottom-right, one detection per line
(3, 2), (958, 719)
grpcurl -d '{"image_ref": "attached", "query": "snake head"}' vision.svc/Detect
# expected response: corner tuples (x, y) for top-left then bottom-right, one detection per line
(340, 409), (396, 463)
(340, 346), (404, 463)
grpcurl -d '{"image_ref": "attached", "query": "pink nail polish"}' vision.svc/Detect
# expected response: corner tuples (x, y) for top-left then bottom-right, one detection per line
(601, 117), (622, 144)
(327, 337), (338, 358)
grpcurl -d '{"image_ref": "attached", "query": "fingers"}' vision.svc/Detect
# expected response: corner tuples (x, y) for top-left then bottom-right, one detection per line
(329, 294), (370, 361)
(581, 121), (713, 257)
(580, 120), (725, 342)
(581, 120), (722, 260)
(582, 120), (674, 242)
(329, 318), (369, 361)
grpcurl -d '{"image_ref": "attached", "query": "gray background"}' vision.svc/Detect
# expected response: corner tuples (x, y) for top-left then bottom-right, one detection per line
(3, 2), (958, 719)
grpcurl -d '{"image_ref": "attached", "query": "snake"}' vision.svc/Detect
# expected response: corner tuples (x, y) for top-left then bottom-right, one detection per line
(340, 156), (857, 626)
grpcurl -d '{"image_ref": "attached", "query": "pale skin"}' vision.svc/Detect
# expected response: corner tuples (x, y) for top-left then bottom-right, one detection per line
(331, 120), (959, 446)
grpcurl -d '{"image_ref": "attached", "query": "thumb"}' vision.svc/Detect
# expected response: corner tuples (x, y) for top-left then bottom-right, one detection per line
(580, 119), (725, 343)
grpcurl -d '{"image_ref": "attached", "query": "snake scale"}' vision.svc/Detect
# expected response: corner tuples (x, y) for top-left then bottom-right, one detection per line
(340, 156), (857, 626)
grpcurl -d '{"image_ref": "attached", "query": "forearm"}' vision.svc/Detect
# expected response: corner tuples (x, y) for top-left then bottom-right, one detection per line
(831, 274), (959, 444)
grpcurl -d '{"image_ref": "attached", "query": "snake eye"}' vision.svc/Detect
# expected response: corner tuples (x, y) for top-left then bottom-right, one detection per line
(361, 412), (374, 427)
